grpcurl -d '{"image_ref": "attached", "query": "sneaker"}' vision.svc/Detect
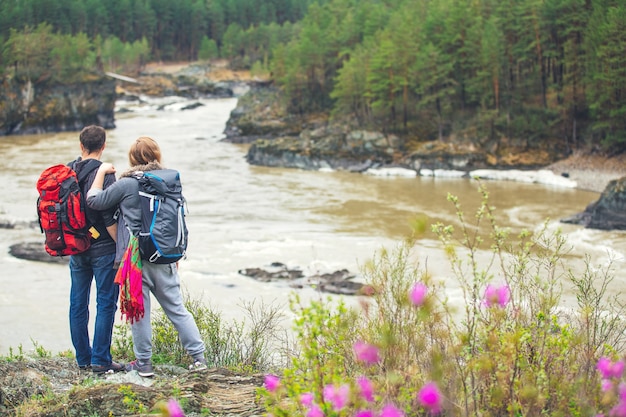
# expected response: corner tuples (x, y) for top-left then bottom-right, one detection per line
(78, 364), (91, 371)
(92, 361), (124, 375)
(125, 359), (154, 377)
(189, 358), (207, 372)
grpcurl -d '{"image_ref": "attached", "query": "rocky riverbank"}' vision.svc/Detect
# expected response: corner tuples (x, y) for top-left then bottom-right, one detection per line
(0, 77), (116, 136)
(545, 152), (626, 193)
(0, 357), (263, 417)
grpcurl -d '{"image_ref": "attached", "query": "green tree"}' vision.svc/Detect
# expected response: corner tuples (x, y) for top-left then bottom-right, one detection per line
(4, 23), (55, 83)
(586, 3), (626, 148)
(198, 36), (219, 61)
(50, 32), (94, 82)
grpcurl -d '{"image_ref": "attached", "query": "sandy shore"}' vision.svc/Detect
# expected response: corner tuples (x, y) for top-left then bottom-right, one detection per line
(546, 152), (626, 193)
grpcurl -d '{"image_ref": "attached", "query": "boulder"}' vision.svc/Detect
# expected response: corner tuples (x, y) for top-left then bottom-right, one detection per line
(9, 242), (68, 264)
(0, 77), (116, 136)
(238, 262), (367, 296)
(561, 176), (626, 230)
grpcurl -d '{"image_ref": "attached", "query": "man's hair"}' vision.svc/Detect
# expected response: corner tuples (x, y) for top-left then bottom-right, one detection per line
(129, 136), (162, 166)
(79, 125), (106, 153)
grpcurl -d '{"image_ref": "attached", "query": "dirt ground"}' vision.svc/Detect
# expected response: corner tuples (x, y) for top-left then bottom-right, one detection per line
(0, 357), (264, 417)
(546, 152), (626, 193)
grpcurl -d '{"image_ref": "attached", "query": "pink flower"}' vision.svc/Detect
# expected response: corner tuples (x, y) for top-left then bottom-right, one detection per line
(597, 357), (626, 379)
(264, 374), (281, 392)
(602, 379), (614, 392)
(355, 410), (375, 417)
(417, 382), (443, 414)
(300, 392), (314, 407)
(484, 284), (510, 308)
(307, 404), (324, 417)
(323, 384), (350, 411)
(409, 282), (428, 306)
(353, 341), (380, 365)
(166, 398), (185, 417)
(357, 376), (374, 402)
(610, 401), (626, 417)
(380, 403), (404, 417)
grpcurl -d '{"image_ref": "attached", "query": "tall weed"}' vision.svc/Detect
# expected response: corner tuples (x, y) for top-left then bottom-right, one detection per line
(260, 184), (626, 416)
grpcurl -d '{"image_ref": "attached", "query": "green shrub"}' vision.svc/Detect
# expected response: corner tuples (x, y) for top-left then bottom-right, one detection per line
(112, 290), (287, 371)
(260, 184), (626, 416)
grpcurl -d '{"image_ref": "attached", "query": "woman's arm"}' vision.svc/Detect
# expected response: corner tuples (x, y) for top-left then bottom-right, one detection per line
(87, 163), (124, 211)
(91, 163), (116, 190)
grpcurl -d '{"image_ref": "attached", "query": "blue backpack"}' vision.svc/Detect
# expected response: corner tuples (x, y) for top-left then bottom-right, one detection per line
(133, 169), (188, 264)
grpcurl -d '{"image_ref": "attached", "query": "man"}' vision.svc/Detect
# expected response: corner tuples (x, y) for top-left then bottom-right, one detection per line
(69, 125), (123, 374)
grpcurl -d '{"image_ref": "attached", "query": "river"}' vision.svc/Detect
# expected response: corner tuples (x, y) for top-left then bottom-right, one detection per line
(0, 96), (624, 356)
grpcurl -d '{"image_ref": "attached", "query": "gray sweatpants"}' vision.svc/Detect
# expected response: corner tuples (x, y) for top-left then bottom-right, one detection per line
(131, 262), (205, 362)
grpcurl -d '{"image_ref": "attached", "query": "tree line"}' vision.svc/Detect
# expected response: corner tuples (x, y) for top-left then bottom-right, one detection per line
(0, 0), (321, 60)
(270, 0), (626, 151)
(0, 0), (624, 150)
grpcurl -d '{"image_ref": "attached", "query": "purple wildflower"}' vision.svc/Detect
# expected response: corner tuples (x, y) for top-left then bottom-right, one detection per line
(597, 357), (626, 380)
(264, 374), (281, 392)
(307, 404), (324, 417)
(354, 410), (375, 417)
(166, 398), (185, 417)
(353, 341), (380, 365)
(484, 284), (510, 308)
(380, 403), (404, 417)
(300, 392), (314, 407)
(323, 384), (350, 411)
(417, 382), (443, 414)
(409, 282), (428, 306)
(356, 376), (375, 402)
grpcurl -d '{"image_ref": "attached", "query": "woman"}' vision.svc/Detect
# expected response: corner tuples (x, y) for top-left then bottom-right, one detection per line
(87, 136), (206, 377)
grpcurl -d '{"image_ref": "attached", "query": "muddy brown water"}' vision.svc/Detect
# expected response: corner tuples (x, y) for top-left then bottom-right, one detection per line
(0, 97), (623, 355)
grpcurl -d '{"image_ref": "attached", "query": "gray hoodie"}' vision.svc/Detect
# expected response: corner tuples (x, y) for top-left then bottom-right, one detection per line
(86, 161), (163, 264)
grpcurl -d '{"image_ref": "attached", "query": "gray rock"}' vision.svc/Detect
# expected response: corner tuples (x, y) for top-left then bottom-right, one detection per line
(561, 176), (626, 230)
(239, 263), (365, 296)
(9, 242), (68, 264)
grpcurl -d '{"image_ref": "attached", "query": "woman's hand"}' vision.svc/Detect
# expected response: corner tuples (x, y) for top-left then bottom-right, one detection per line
(99, 163), (116, 174)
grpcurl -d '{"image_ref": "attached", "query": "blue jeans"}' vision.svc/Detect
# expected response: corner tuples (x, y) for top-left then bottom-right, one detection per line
(69, 253), (118, 367)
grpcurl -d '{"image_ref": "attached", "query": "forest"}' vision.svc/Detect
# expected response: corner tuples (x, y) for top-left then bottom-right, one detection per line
(0, 0), (624, 151)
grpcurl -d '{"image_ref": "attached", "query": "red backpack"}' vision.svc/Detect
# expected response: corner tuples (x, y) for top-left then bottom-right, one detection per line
(36, 163), (95, 256)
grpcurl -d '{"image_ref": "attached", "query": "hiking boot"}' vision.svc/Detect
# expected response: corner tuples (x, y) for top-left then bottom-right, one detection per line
(125, 359), (154, 377)
(189, 358), (208, 372)
(78, 364), (91, 371)
(92, 361), (124, 375)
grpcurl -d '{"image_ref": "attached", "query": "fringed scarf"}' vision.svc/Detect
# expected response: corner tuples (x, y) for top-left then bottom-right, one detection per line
(114, 234), (144, 323)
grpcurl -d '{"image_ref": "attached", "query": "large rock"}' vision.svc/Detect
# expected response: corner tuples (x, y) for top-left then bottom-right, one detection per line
(0, 77), (116, 136)
(9, 242), (68, 264)
(223, 86), (302, 143)
(238, 262), (367, 296)
(561, 176), (626, 230)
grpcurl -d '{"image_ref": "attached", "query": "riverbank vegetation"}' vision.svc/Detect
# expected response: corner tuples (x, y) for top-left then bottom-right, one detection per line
(1, 0), (624, 154)
(2, 188), (626, 416)
(260, 186), (626, 416)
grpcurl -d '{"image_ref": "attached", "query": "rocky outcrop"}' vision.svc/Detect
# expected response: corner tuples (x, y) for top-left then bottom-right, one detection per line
(561, 176), (626, 230)
(0, 357), (263, 417)
(0, 77), (116, 136)
(118, 63), (245, 100)
(227, 86), (565, 173)
(238, 262), (367, 296)
(223, 86), (302, 143)
(9, 242), (68, 264)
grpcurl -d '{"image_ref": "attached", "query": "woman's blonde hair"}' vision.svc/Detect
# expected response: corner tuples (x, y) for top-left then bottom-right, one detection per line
(129, 136), (162, 166)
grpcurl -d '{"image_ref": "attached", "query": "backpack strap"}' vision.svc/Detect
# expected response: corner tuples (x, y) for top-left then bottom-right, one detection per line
(69, 158), (104, 240)
(71, 158), (101, 184)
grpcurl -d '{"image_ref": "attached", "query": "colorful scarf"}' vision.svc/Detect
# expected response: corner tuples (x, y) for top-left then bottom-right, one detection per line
(114, 234), (144, 323)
